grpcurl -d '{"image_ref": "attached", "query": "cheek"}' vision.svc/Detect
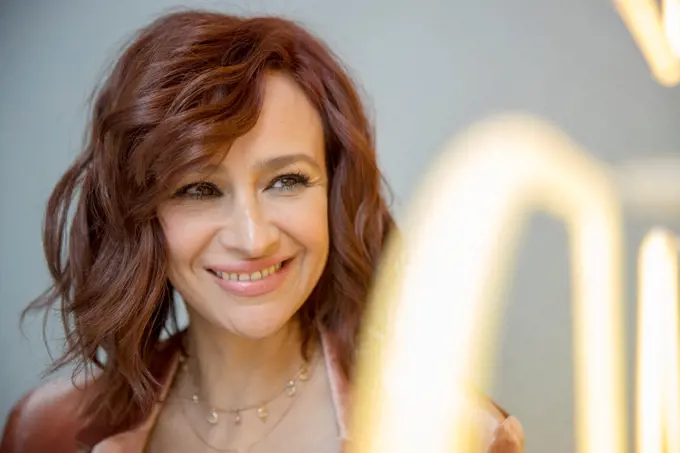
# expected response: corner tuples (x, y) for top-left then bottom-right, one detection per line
(159, 207), (215, 272)
(275, 192), (329, 254)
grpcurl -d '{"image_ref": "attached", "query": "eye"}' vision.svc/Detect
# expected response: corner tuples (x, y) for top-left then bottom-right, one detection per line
(173, 182), (222, 200)
(267, 172), (312, 192)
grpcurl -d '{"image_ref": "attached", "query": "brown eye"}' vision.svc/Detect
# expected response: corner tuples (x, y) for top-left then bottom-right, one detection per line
(174, 182), (221, 199)
(268, 173), (311, 192)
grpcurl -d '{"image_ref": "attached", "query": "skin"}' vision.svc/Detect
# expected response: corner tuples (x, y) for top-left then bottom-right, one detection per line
(147, 72), (339, 453)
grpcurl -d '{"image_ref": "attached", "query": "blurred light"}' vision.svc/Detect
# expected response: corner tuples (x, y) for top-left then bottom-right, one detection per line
(636, 229), (680, 453)
(664, 0), (680, 57)
(347, 115), (626, 453)
(615, 0), (680, 86)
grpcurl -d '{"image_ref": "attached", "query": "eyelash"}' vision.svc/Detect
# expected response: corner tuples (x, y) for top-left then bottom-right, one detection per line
(173, 182), (221, 200)
(267, 171), (312, 192)
(173, 172), (313, 200)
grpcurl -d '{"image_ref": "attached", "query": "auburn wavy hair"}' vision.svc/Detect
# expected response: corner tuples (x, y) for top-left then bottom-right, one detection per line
(26, 10), (395, 428)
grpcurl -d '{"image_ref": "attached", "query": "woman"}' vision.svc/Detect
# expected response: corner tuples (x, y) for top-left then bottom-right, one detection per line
(1, 10), (524, 453)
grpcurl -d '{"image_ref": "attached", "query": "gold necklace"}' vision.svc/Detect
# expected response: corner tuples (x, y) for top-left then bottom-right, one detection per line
(178, 354), (310, 427)
(177, 354), (318, 453)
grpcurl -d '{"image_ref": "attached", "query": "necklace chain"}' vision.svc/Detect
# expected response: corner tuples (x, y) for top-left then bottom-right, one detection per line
(178, 353), (310, 426)
(176, 353), (318, 453)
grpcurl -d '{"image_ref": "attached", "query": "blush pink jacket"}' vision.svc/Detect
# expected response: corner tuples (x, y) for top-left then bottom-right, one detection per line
(1, 332), (524, 453)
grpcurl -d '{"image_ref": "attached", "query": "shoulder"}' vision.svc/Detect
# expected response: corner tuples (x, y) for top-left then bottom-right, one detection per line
(1, 378), (90, 453)
(470, 397), (525, 453)
(1, 334), (185, 453)
(487, 416), (524, 453)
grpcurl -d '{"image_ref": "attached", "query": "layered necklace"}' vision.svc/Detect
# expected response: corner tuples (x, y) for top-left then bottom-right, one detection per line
(178, 352), (312, 427)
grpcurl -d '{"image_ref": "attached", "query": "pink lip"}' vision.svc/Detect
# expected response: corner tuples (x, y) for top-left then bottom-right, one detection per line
(208, 259), (292, 297)
(207, 255), (290, 274)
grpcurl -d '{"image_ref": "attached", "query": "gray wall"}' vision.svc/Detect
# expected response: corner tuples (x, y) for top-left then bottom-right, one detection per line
(1, 1), (679, 452)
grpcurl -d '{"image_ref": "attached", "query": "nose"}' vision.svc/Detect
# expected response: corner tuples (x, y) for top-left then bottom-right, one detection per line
(218, 193), (279, 258)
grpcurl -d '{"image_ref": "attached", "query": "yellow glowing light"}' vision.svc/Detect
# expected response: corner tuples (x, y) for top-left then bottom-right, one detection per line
(664, 0), (680, 57)
(637, 229), (680, 453)
(348, 115), (626, 453)
(614, 0), (680, 86)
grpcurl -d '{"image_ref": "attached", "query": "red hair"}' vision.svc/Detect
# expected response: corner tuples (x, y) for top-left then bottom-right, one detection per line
(25, 10), (395, 428)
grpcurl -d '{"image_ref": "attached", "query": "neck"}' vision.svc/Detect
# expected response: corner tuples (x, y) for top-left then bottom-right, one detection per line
(184, 314), (306, 410)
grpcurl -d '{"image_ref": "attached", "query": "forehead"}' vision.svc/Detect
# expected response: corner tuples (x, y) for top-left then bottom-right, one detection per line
(218, 72), (325, 170)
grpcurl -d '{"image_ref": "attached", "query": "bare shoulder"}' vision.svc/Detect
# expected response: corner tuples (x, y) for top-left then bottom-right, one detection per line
(1, 378), (88, 453)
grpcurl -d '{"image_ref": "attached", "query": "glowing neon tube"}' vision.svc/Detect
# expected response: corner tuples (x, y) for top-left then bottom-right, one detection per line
(348, 115), (626, 453)
(636, 229), (680, 453)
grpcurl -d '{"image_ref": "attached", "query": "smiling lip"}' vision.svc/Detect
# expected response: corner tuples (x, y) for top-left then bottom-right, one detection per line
(206, 257), (292, 297)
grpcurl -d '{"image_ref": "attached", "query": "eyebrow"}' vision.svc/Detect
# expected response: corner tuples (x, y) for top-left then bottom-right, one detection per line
(256, 153), (323, 173)
(199, 153), (323, 176)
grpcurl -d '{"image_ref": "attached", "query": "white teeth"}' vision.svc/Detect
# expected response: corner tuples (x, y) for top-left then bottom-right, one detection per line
(217, 262), (283, 282)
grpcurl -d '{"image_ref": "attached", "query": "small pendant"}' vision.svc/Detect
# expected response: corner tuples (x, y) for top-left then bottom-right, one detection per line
(206, 409), (219, 425)
(286, 380), (296, 396)
(257, 405), (268, 422)
(299, 363), (309, 381)
(234, 411), (242, 426)
(191, 394), (199, 404)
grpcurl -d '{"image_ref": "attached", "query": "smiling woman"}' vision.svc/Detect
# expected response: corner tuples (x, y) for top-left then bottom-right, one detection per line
(0, 9), (523, 453)
(159, 73), (331, 340)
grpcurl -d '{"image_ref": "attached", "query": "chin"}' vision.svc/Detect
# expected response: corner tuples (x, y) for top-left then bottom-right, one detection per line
(217, 309), (299, 340)
(230, 324), (293, 341)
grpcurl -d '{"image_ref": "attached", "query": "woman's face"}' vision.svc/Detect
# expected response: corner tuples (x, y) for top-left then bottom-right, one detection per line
(158, 73), (329, 339)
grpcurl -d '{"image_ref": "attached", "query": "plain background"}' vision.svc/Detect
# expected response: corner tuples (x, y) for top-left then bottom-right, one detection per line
(1, 1), (679, 452)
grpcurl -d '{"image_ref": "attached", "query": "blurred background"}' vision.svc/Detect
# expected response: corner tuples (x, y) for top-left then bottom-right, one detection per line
(1, 1), (679, 452)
